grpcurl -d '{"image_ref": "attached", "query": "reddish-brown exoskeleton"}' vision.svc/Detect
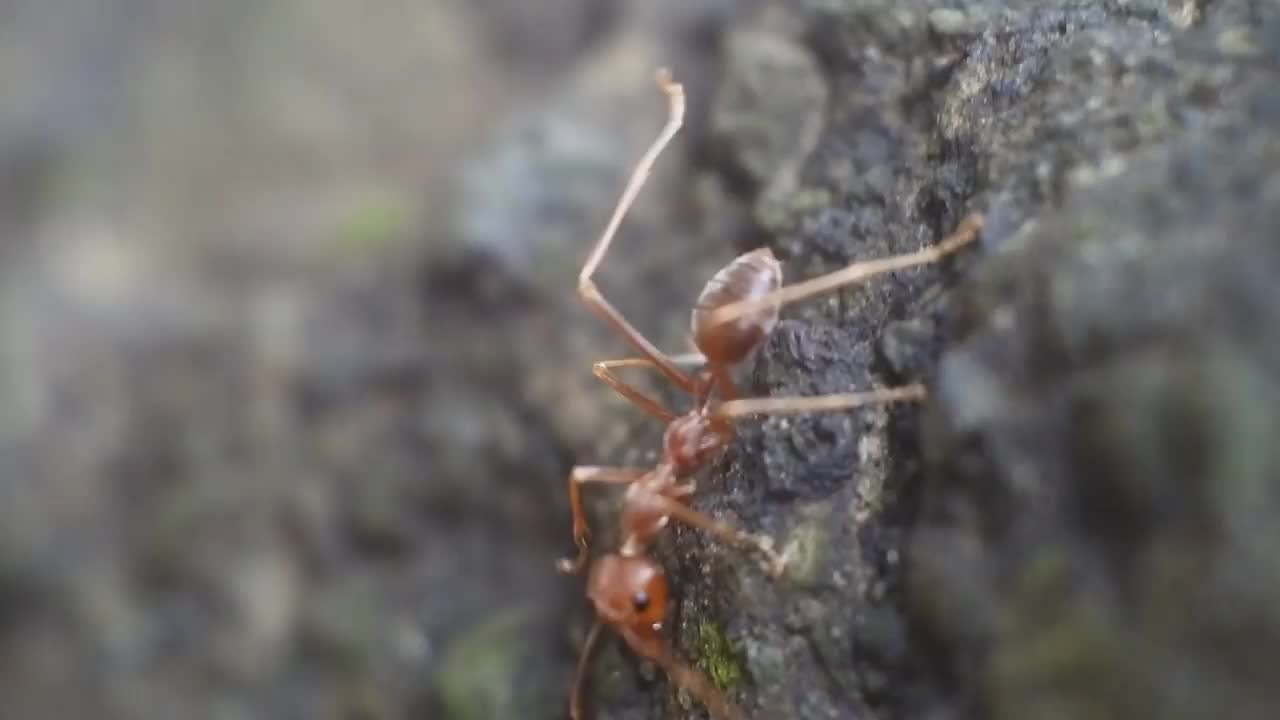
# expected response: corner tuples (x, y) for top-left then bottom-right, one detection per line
(561, 69), (983, 720)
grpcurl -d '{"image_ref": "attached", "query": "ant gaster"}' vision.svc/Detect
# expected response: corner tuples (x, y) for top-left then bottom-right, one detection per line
(561, 68), (984, 720)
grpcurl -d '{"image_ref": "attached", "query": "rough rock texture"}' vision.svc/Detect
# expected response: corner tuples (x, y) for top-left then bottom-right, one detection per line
(607, 1), (1280, 720)
(913, 14), (1280, 720)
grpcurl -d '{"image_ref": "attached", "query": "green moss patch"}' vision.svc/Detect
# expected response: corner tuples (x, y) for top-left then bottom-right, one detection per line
(696, 622), (746, 691)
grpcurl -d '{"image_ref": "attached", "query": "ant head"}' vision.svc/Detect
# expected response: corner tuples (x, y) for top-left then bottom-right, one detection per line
(587, 554), (668, 659)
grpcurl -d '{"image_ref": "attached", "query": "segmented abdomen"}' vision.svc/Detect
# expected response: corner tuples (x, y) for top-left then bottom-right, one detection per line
(689, 247), (782, 366)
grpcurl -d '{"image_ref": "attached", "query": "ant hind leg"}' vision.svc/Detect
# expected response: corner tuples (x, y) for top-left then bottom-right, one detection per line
(577, 70), (697, 394)
(706, 212), (985, 330)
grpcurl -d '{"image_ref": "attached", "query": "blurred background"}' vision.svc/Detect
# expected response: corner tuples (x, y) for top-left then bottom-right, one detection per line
(0, 1), (757, 717)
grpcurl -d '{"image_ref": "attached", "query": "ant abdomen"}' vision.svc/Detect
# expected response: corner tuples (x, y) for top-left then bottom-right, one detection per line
(691, 247), (782, 366)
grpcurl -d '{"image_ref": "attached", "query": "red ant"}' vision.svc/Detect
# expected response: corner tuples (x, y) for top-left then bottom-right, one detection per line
(560, 68), (983, 720)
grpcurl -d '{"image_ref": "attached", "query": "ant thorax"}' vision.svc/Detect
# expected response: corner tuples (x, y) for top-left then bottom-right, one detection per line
(662, 411), (729, 474)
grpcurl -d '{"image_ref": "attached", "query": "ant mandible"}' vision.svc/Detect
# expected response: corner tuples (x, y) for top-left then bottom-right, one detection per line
(561, 68), (983, 720)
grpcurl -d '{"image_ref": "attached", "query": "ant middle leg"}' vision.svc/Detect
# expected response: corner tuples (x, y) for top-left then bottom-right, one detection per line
(577, 69), (696, 394)
(590, 352), (707, 423)
(559, 466), (650, 574)
(705, 212), (985, 330)
(592, 362), (676, 424)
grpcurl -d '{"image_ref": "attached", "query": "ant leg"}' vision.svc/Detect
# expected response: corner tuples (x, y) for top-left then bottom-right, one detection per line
(706, 212), (985, 330)
(713, 383), (927, 418)
(593, 362), (676, 423)
(578, 69), (696, 394)
(646, 643), (741, 720)
(591, 353), (707, 423)
(569, 619), (604, 720)
(595, 353), (707, 369)
(655, 497), (790, 578)
(558, 466), (650, 574)
(603, 350), (729, 408)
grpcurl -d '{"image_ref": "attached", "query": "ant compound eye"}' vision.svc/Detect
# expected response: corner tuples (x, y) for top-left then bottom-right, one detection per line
(632, 591), (649, 613)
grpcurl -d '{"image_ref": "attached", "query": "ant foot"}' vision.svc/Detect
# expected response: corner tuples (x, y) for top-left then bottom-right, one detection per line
(557, 552), (588, 575)
(749, 535), (789, 579)
(672, 481), (697, 498)
(768, 541), (797, 579)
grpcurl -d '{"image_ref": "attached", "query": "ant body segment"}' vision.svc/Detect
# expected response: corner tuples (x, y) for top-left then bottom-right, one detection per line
(561, 69), (983, 720)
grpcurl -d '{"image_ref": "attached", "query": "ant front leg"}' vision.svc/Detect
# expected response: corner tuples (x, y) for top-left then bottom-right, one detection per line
(577, 69), (697, 395)
(655, 496), (790, 578)
(558, 466), (649, 574)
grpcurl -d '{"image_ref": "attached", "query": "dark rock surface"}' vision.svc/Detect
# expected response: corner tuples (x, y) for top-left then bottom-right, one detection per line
(2, 1), (1279, 720)
(638, 2), (1280, 720)
(914, 22), (1280, 720)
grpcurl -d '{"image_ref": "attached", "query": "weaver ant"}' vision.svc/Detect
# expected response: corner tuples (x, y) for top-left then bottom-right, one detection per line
(560, 68), (983, 720)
